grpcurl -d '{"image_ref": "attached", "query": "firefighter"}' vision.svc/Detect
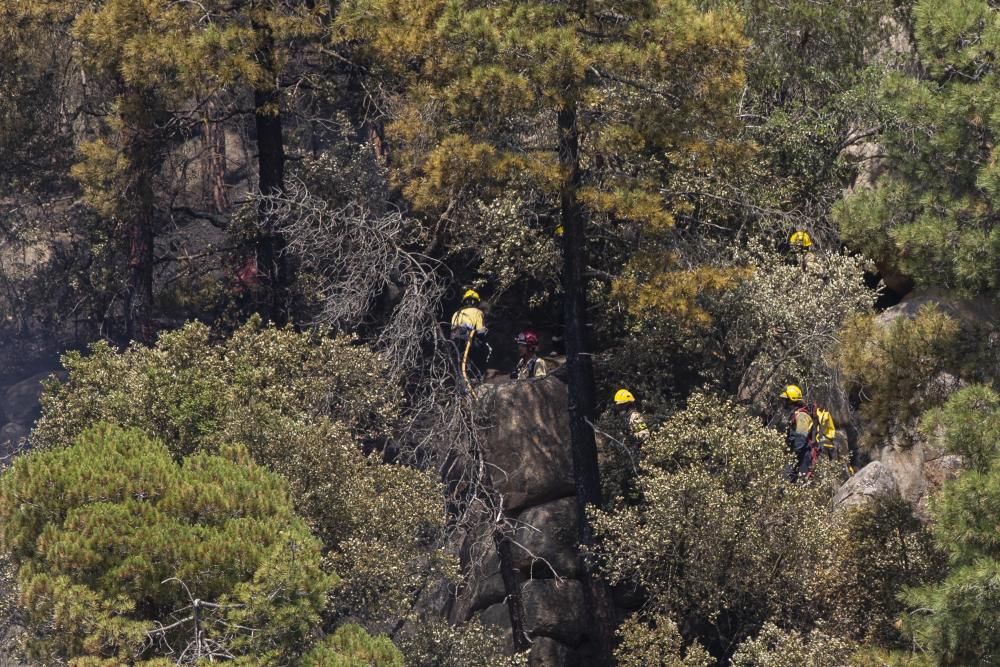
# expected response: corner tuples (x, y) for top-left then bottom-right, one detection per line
(511, 329), (547, 380)
(450, 289), (488, 384)
(614, 388), (650, 444)
(780, 384), (817, 482)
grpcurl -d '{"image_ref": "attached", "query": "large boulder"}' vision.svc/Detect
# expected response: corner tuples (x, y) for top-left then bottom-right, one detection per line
(512, 496), (581, 579)
(881, 442), (926, 506)
(1, 370), (61, 425)
(0, 422), (29, 465)
(876, 288), (1000, 328)
(528, 636), (578, 667)
(477, 372), (574, 512)
(478, 579), (588, 647)
(833, 461), (899, 511)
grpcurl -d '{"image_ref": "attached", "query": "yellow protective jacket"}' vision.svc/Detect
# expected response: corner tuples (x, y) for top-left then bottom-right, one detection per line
(450, 307), (485, 335)
(815, 408), (836, 448)
(628, 409), (650, 443)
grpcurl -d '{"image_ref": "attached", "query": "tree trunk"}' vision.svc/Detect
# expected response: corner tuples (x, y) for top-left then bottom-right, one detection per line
(202, 100), (228, 213)
(558, 103), (616, 666)
(252, 23), (289, 325)
(122, 86), (158, 345)
(494, 522), (531, 652)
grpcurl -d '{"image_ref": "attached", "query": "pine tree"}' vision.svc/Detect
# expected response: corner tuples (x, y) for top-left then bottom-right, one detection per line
(834, 0), (1000, 294)
(902, 386), (1000, 664)
(0, 423), (333, 665)
(1, 0), (326, 340)
(338, 3), (747, 659)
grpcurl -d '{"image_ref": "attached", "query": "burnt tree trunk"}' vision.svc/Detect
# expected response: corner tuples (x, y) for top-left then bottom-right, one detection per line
(122, 86), (160, 345)
(558, 103), (616, 666)
(252, 23), (290, 325)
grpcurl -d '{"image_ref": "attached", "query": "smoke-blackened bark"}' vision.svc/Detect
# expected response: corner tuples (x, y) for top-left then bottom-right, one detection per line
(122, 86), (160, 345)
(252, 24), (290, 325)
(558, 103), (615, 666)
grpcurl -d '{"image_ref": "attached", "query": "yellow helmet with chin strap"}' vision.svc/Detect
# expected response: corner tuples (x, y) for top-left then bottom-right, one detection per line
(462, 289), (481, 303)
(780, 384), (804, 402)
(614, 389), (636, 405)
(789, 230), (813, 249)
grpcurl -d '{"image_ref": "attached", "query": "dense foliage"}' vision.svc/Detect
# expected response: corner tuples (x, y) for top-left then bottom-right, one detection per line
(2, 0), (999, 663)
(902, 386), (1000, 664)
(32, 320), (449, 631)
(593, 394), (939, 661)
(835, 0), (1000, 292)
(0, 424), (332, 665)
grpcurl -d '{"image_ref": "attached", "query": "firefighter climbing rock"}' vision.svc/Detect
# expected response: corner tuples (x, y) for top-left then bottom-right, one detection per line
(450, 289), (488, 386)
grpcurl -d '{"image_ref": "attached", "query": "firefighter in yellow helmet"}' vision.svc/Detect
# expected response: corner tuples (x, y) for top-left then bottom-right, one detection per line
(779, 384), (840, 481)
(780, 384), (817, 482)
(450, 289), (488, 384)
(788, 230), (817, 272)
(614, 388), (650, 444)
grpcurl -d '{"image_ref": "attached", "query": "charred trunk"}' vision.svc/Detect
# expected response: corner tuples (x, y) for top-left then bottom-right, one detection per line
(122, 86), (159, 345)
(558, 103), (615, 666)
(252, 24), (290, 325)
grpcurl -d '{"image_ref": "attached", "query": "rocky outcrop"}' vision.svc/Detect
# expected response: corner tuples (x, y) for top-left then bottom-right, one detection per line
(833, 461), (899, 511)
(449, 372), (599, 666)
(0, 367), (62, 466)
(477, 374), (575, 512)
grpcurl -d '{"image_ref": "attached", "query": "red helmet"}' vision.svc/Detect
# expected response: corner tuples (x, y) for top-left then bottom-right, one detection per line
(515, 329), (539, 348)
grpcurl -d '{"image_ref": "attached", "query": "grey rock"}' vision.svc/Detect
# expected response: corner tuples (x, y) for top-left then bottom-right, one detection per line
(2, 370), (62, 425)
(513, 496), (581, 578)
(833, 461), (899, 511)
(475, 579), (588, 648)
(521, 579), (588, 645)
(528, 636), (576, 667)
(881, 442), (927, 506)
(477, 372), (574, 512)
(0, 423), (29, 464)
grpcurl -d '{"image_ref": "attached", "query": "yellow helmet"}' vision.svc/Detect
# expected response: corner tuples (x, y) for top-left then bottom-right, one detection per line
(555, 225), (565, 236)
(780, 384), (804, 402)
(462, 289), (480, 303)
(789, 230), (813, 249)
(614, 389), (636, 405)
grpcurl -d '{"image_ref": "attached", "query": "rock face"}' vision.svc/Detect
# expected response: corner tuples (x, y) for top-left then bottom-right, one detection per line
(477, 373), (575, 513)
(0, 367), (62, 468)
(833, 461), (899, 511)
(452, 371), (602, 666)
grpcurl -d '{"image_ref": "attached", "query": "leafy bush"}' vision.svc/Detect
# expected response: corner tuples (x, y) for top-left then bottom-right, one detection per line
(31, 320), (448, 629)
(730, 622), (857, 667)
(592, 393), (839, 658)
(0, 424), (331, 665)
(299, 624), (402, 667)
(837, 305), (961, 452)
(614, 615), (712, 667)
(812, 497), (942, 646)
(393, 618), (527, 667)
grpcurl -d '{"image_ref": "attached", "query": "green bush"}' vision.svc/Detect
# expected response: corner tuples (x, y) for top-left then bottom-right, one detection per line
(31, 319), (448, 628)
(0, 423), (331, 666)
(299, 624), (402, 667)
(837, 305), (961, 452)
(730, 623), (857, 667)
(592, 393), (839, 658)
(614, 615), (712, 667)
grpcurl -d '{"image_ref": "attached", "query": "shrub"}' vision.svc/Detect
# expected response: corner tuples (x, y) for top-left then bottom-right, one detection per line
(31, 319), (448, 629)
(730, 622), (857, 667)
(592, 393), (840, 658)
(0, 424), (331, 665)
(299, 624), (402, 667)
